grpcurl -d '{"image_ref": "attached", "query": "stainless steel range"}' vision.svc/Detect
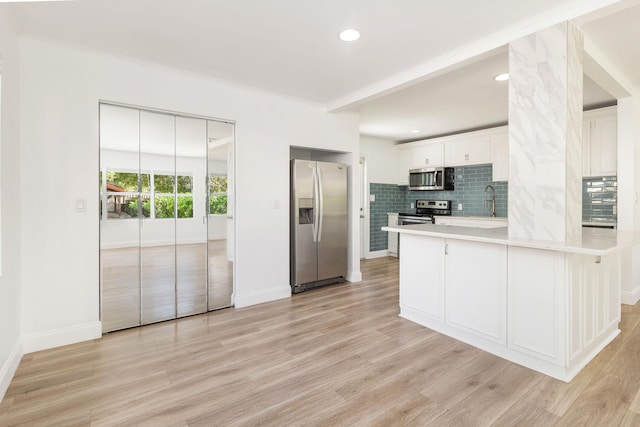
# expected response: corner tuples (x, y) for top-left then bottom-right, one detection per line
(398, 200), (451, 225)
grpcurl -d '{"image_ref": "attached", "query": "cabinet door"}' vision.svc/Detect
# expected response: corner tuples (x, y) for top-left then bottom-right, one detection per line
(491, 131), (509, 181)
(410, 143), (444, 168)
(387, 214), (398, 257)
(466, 136), (491, 165)
(444, 138), (467, 166)
(399, 234), (445, 321)
(591, 116), (617, 176)
(445, 239), (507, 344)
(445, 136), (491, 166)
(396, 148), (410, 185)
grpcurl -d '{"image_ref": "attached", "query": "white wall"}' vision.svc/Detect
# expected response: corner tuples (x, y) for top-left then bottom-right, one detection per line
(18, 36), (360, 353)
(0, 6), (23, 401)
(359, 135), (398, 184)
(617, 96), (640, 305)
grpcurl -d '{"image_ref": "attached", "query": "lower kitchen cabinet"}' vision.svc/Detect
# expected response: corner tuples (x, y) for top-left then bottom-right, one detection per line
(445, 240), (507, 345)
(387, 213), (399, 257)
(396, 231), (622, 381)
(399, 234), (444, 321)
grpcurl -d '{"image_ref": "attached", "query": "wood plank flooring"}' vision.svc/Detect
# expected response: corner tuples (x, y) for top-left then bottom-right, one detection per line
(2, 256), (640, 426)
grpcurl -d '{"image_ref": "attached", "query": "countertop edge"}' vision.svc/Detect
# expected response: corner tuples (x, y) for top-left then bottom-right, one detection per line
(382, 225), (639, 256)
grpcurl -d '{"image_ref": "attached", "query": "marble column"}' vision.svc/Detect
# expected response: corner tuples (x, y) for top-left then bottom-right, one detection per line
(508, 22), (583, 242)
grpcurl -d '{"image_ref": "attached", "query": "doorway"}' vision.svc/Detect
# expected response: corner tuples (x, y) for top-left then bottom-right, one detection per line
(99, 103), (235, 332)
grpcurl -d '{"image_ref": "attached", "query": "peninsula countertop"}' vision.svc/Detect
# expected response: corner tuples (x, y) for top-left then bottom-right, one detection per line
(381, 223), (640, 256)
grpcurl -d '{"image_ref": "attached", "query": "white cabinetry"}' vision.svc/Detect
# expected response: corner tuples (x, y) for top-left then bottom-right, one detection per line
(408, 142), (444, 169)
(396, 230), (622, 381)
(444, 134), (491, 166)
(491, 128), (509, 181)
(387, 213), (398, 257)
(396, 141), (445, 185)
(583, 107), (617, 177)
(445, 240), (507, 344)
(396, 148), (410, 185)
(399, 234), (445, 321)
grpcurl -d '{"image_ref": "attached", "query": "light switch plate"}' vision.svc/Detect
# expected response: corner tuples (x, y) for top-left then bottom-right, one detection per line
(75, 198), (87, 212)
(410, 203), (414, 209)
(458, 203), (463, 210)
(369, 195), (375, 202)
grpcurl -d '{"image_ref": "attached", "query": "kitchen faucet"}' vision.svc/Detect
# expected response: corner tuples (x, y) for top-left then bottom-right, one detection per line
(484, 184), (496, 217)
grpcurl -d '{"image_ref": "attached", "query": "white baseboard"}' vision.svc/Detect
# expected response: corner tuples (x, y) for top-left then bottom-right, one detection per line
(22, 321), (102, 354)
(366, 250), (393, 259)
(622, 286), (640, 306)
(0, 338), (23, 402)
(234, 286), (291, 308)
(347, 270), (362, 283)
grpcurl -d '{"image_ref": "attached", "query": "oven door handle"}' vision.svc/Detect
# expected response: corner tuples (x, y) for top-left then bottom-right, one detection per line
(400, 218), (432, 225)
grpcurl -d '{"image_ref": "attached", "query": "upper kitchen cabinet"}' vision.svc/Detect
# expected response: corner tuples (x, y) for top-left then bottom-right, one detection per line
(396, 147), (410, 185)
(583, 106), (617, 177)
(409, 142), (445, 169)
(444, 133), (491, 167)
(396, 141), (444, 185)
(490, 127), (509, 182)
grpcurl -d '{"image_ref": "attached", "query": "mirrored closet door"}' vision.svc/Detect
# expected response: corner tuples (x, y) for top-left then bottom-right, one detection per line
(99, 103), (235, 333)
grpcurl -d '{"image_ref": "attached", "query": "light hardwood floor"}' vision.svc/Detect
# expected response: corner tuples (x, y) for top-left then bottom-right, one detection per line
(2, 256), (640, 426)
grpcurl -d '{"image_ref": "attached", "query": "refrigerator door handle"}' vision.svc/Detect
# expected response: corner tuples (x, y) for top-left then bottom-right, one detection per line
(317, 167), (324, 242)
(312, 166), (319, 242)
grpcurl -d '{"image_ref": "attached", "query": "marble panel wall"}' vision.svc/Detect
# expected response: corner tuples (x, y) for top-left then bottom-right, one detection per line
(508, 22), (583, 242)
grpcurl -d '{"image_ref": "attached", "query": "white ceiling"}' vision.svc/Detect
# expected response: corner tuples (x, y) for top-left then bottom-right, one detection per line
(7, 0), (640, 142)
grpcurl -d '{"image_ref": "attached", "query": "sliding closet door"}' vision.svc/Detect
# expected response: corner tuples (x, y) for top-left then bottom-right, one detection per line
(100, 103), (235, 332)
(176, 116), (208, 317)
(207, 120), (235, 310)
(140, 111), (177, 324)
(99, 104), (142, 332)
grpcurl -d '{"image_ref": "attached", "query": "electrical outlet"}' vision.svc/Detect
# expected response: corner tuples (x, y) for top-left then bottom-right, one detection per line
(458, 203), (463, 211)
(410, 203), (414, 209)
(369, 195), (376, 202)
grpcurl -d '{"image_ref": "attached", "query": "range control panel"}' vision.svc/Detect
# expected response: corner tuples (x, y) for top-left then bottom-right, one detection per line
(416, 200), (450, 210)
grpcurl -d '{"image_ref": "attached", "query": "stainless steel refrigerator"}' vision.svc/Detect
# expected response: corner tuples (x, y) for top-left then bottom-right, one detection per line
(291, 159), (348, 293)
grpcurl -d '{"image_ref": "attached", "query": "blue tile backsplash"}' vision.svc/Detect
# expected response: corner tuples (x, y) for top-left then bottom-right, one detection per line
(369, 183), (406, 252)
(407, 164), (508, 218)
(369, 165), (618, 251)
(369, 164), (507, 252)
(582, 176), (617, 224)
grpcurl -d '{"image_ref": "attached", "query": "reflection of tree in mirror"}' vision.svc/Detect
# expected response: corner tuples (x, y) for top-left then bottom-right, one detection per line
(209, 175), (228, 215)
(178, 196), (193, 218)
(105, 171), (150, 192)
(154, 175), (174, 193)
(104, 171), (194, 219)
(155, 196), (175, 218)
(127, 198), (150, 218)
(178, 176), (192, 193)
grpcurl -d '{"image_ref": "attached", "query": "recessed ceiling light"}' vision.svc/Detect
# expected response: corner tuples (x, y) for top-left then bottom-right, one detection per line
(339, 29), (361, 42)
(494, 73), (509, 82)
(410, 129), (420, 134)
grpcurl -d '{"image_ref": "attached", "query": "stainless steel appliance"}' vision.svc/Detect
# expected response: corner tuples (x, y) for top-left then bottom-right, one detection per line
(409, 167), (455, 191)
(291, 159), (348, 293)
(398, 200), (452, 225)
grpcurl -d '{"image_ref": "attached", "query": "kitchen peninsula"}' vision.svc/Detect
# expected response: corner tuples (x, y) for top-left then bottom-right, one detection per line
(382, 222), (640, 381)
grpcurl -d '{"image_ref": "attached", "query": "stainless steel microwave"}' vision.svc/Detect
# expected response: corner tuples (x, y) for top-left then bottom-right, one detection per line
(409, 167), (455, 191)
